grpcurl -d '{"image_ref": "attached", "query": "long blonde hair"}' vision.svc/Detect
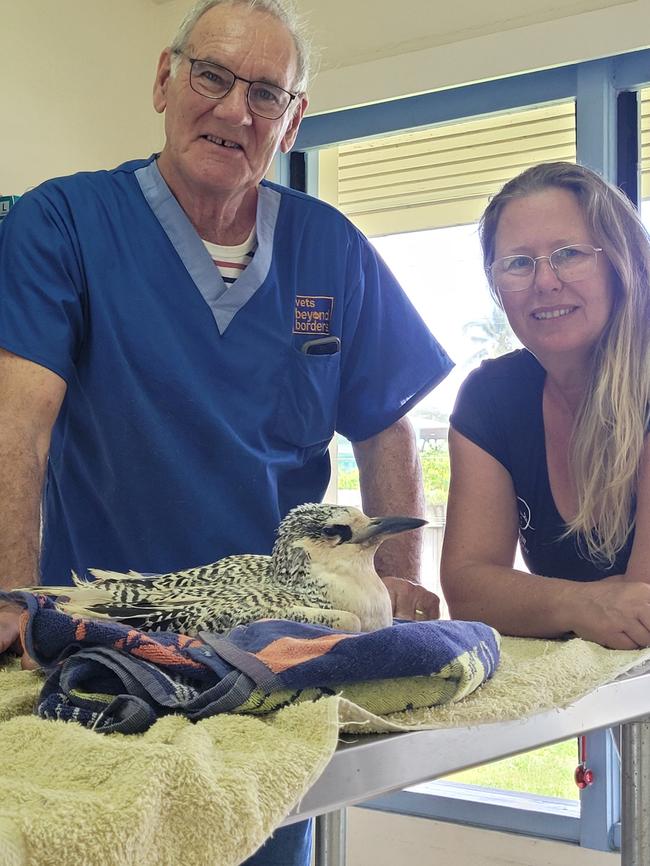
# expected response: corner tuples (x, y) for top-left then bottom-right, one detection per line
(480, 162), (650, 565)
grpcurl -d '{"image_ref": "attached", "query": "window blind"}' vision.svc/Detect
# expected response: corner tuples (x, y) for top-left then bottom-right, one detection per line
(319, 101), (576, 236)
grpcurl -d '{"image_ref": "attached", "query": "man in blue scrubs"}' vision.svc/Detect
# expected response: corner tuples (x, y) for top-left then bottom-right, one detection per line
(0, 1), (452, 862)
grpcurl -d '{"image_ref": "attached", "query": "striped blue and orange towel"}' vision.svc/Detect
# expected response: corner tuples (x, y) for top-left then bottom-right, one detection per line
(1, 591), (500, 733)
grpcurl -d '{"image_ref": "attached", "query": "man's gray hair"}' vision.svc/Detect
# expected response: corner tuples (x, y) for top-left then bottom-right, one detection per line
(169, 0), (313, 93)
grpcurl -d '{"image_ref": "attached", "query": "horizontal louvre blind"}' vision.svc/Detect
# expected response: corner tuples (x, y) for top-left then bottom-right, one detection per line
(641, 87), (650, 203)
(329, 102), (576, 236)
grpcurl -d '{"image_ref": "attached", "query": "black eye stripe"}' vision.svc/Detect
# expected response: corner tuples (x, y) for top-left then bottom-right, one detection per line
(322, 524), (353, 542)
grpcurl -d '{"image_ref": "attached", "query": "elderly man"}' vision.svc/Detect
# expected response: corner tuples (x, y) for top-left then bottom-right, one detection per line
(0, 0), (452, 863)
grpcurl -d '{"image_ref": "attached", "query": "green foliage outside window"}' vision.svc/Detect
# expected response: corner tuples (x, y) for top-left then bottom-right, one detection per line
(337, 466), (361, 490)
(420, 444), (450, 507)
(338, 442), (451, 510)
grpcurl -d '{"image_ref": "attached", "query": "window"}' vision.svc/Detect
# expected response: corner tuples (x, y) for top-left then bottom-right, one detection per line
(319, 101), (574, 598)
(641, 85), (650, 225)
(317, 99), (575, 808)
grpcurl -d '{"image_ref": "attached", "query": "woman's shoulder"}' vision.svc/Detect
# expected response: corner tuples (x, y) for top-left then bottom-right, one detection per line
(474, 348), (542, 379)
(460, 349), (543, 397)
(452, 349), (542, 431)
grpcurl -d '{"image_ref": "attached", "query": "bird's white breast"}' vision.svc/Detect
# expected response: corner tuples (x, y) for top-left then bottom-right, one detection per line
(306, 544), (393, 631)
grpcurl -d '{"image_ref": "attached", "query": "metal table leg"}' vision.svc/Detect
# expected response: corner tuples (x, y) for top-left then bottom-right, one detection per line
(621, 719), (650, 866)
(314, 809), (347, 866)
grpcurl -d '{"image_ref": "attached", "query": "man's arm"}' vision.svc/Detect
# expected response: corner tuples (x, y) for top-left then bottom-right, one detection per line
(353, 416), (424, 577)
(0, 349), (66, 590)
(352, 416), (440, 619)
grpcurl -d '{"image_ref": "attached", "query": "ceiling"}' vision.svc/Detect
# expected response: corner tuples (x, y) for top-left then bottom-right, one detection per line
(149, 0), (633, 70)
(294, 0), (631, 70)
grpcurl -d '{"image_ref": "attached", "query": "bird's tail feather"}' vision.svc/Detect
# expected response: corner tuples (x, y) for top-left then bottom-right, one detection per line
(71, 570), (93, 587)
(35, 584), (116, 619)
(86, 568), (148, 583)
(36, 581), (209, 626)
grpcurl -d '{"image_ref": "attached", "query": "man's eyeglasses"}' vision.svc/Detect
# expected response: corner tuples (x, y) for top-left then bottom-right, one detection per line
(174, 51), (297, 120)
(489, 244), (604, 293)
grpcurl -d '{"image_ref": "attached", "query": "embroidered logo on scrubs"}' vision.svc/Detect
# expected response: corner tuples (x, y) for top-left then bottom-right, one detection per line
(293, 295), (334, 335)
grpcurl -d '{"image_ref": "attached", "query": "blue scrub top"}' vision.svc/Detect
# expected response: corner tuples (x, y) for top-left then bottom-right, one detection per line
(0, 156), (453, 584)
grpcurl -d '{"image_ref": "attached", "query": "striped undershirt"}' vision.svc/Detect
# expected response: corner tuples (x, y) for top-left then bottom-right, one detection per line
(202, 226), (257, 285)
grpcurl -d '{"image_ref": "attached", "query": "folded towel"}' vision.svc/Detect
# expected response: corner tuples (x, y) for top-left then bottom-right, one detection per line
(200, 616), (500, 693)
(2, 592), (500, 733)
(197, 617), (500, 717)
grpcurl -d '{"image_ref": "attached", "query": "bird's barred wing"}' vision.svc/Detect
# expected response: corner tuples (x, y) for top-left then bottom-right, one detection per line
(158, 599), (360, 635)
(43, 582), (335, 635)
(131, 583), (334, 634)
(41, 583), (209, 624)
(168, 555), (274, 587)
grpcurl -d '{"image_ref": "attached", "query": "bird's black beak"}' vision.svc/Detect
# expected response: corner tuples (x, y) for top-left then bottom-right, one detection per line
(352, 515), (427, 544)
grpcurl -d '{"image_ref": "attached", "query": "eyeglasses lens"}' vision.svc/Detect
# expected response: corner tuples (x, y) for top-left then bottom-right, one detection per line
(189, 61), (290, 119)
(248, 83), (290, 119)
(492, 245), (599, 292)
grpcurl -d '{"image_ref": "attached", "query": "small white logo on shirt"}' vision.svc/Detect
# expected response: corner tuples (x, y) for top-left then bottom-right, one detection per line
(517, 497), (533, 531)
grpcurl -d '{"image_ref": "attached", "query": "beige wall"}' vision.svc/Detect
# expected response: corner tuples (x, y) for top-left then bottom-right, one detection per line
(1, 0), (181, 193)
(348, 808), (620, 866)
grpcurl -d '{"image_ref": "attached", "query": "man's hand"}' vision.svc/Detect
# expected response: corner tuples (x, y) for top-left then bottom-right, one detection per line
(0, 601), (22, 655)
(0, 601), (38, 669)
(382, 576), (440, 621)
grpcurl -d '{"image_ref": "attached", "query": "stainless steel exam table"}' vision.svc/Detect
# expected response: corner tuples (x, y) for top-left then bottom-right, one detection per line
(283, 662), (650, 866)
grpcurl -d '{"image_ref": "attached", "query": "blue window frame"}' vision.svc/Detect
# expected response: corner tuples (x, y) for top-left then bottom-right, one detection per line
(281, 47), (650, 852)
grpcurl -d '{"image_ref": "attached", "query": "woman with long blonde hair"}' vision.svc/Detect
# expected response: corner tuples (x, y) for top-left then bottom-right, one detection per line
(441, 161), (650, 649)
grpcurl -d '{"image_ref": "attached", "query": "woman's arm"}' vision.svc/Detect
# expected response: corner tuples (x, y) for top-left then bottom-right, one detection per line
(441, 429), (650, 649)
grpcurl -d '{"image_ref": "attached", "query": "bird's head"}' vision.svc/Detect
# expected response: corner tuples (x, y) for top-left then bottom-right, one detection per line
(271, 503), (427, 583)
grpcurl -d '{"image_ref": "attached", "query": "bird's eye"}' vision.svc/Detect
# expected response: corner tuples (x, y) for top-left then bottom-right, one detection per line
(321, 524), (353, 543)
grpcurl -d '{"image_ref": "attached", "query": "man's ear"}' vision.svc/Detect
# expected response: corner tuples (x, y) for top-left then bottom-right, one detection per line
(153, 48), (173, 114)
(280, 94), (309, 154)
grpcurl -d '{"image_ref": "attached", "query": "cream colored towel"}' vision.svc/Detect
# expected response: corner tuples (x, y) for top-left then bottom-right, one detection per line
(1, 636), (649, 866)
(337, 635), (650, 732)
(0, 663), (339, 866)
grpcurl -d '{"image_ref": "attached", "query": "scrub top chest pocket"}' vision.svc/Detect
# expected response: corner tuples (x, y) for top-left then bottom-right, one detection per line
(273, 342), (342, 449)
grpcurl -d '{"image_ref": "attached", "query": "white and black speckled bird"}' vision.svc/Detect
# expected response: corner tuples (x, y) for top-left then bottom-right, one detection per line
(41, 503), (426, 634)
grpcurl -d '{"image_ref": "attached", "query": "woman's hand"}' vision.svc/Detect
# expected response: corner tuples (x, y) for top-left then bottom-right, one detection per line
(381, 576), (441, 621)
(564, 579), (650, 649)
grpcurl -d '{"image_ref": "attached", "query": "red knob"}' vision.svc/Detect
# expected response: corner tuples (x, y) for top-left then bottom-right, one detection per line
(575, 766), (594, 788)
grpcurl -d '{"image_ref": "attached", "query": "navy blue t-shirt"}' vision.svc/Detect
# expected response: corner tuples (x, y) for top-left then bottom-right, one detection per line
(450, 349), (632, 581)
